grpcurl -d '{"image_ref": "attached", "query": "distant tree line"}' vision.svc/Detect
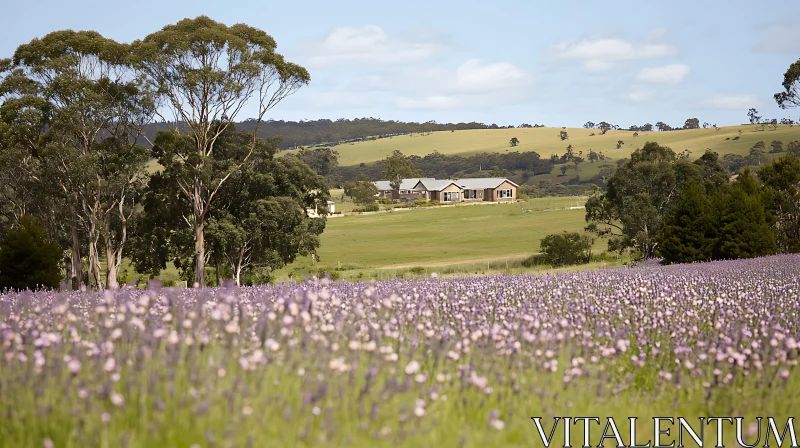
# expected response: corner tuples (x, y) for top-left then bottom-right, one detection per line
(335, 150), (553, 184)
(142, 119), (544, 151)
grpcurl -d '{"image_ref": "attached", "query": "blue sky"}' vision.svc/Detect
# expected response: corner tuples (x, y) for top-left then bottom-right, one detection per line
(2, 0), (799, 127)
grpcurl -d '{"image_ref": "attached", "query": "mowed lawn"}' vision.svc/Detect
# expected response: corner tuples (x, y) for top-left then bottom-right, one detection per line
(285, 124), (800, 166)
(291, 198), (593, 270)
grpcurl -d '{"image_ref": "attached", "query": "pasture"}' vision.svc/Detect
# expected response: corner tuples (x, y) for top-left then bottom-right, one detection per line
(285, 124), (800, 167)
(275, 196), (597, 282)
(2, 255), (798, 447)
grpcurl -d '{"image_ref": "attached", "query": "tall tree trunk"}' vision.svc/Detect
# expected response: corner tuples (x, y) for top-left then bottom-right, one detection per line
(235, 262), (242, 288)
(70, 206), (83, 291)
(215, 258), (222, 287)
(235, 247), (246, 287)
(102, 203), (129, 289)
(87, 217), (103, 290)
(194, 217), (205, 288)
(104, 215), (119, 289)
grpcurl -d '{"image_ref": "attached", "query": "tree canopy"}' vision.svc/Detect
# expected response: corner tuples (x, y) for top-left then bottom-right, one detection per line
(774, 58), (800, 109)
(130, 16), (310, 287)
(382, 150), (420, 194)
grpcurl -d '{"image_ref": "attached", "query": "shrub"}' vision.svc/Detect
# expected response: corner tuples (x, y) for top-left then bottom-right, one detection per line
(318, 269), (341, 281)
(539, 231), (593, 267)
(162, 279), (176, 288)
(357, 203), (380, 212)
(521, 254), (548, 267)
(590, 252), (618, 263)
(0, 216), (62, 291)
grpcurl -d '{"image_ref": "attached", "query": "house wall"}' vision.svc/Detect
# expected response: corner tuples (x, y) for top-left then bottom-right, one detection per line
(489, 181), (517, 201)
(463, 189), (484, 201)
(440, 184), (463, 202)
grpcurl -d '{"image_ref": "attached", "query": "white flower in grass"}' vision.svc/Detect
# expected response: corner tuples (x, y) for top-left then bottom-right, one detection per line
(110, 392), (125, 407)
(404, 360), (421, 375)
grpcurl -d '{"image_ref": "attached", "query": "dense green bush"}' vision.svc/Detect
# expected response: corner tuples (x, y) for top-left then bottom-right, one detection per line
(539, 232), (593, 267)
(356, 203), (380, 212)
(0, 216), (62, 291)
(521, 254), (548, 267)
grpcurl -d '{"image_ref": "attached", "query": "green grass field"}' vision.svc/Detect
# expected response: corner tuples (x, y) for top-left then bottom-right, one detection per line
(284, 124), (800, 167)
(273, 196), (604, 282)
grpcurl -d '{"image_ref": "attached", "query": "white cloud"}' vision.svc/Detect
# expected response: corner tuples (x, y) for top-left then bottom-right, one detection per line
(626, 91), (653, 102)
(699, 94), (761, 110)
(553, 37), (677, 72)
(636, 64), (690, 84)
(390, 59), (530, 110)
(645, 28), (669, 41)
(280, 90), (379, 112)
(755, 23), (800, 54)
(299, 25), (440, 68)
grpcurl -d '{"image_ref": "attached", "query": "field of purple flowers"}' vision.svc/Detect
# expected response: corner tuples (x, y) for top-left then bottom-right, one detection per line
(1, 255), (799, 447)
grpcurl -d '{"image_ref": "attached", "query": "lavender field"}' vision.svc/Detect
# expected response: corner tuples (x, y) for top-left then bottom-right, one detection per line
(1, 255), (799, 447)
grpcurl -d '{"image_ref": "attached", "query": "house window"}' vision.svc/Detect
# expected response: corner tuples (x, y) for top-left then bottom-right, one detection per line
(443, 192), (460, 202)
(498, 189), (513, 198)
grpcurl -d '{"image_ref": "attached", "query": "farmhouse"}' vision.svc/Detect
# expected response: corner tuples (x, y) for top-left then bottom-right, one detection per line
(414, 179), (463, 203)
(372, 177), (518, 203)
(456, 178), (519, 202)
(374, 178), (435, 200)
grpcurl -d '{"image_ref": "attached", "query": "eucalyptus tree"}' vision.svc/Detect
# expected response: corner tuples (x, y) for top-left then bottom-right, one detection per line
(775, 59), (799, 109)
(130, 16), (310, 287)
(0, 30), (155, 289)
(131, 127), (328, 286)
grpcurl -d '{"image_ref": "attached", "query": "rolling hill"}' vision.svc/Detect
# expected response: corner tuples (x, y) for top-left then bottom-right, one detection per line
(288, 124), (800, 167)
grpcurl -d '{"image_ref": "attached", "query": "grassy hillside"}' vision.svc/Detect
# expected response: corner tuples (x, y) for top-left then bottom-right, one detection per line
(291, 124), (800, 166)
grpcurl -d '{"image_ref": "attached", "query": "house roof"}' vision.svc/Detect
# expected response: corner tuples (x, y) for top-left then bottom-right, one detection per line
(415, 179), (462, 191)
(373, 178), (435, 191)
(456, 178), (519, 189)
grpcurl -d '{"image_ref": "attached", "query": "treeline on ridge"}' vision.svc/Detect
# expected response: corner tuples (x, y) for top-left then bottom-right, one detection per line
(143, 118), (534, 151)
(335, 150), (554, 184)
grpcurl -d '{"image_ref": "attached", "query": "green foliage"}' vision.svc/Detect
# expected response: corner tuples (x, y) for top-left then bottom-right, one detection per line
(382, 150), (420, 193)
(559, 131), (569, 141)
(774, 58), (800, 109)
(539, 231), (593, 267)
(758, 153), (800, 253)
(0, 216), (61, 291)
(292, 146), (340, 186)
(356, 203), (380, 212)
(712, 169), (776, 259)
(1, 28), (156, 289)
(657, 180), (715, 264)
(130, 16), (310, 287)
(509, 137), (519, 147)
(586, 142), (697, 259)
(131, 126), (328, 286)
(656, 155), (800, 264)
(343, 180), (379, 205)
